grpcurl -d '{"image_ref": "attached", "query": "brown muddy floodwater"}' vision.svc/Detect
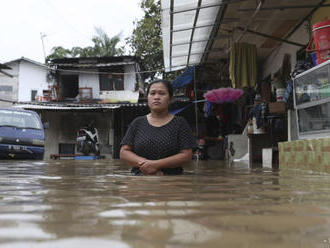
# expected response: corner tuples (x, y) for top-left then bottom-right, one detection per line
(0, 160), (330, 248)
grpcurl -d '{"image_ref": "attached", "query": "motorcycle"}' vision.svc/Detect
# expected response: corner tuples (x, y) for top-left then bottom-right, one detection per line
(192, 138), (207, 160)
(76, 122), (100, 155)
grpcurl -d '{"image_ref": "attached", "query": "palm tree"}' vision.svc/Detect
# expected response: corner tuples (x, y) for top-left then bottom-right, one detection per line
(92, 27), (123, 56)
(46, 27), (124, 62)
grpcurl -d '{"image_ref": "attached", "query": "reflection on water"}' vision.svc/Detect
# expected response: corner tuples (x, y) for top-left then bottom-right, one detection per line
(0, 159), (330, 247)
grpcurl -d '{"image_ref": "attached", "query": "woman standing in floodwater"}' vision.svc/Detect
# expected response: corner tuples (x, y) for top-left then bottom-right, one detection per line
(120, 79), (196, 175)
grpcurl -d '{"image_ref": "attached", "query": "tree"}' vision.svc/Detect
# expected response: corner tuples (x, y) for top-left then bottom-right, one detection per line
(127, 0), (182, 82)
(46, 27), (123, 63)
(126, 0), (163, 80)
(92, 27), (124, 57)
(46, 46), (71, 62)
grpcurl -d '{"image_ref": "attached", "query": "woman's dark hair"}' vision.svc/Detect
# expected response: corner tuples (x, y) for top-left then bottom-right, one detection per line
(146, 79), (173, 98)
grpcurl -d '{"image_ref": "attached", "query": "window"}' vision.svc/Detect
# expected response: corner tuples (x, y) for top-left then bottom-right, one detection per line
(0, 109), (42, 129)
(31, 90), (37, 101)
(99, 74), (124, 91)
(0, 86), (12, 92)
(60, 74), (79, 98)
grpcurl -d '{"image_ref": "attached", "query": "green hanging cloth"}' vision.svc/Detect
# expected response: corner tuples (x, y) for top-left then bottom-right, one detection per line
(229, 42), (257, 89)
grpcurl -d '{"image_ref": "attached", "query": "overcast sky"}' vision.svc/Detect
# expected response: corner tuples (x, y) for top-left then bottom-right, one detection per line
(0, 0), (144, 64)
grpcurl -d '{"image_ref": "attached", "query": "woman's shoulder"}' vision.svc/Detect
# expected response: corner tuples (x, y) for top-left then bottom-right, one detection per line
(173, 115), (188, 124)
(130, 115), (147, 126)
(170, 115), (191, 128)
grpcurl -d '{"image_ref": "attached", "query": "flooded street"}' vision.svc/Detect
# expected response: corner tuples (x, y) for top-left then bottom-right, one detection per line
(0, 160), (330, 248)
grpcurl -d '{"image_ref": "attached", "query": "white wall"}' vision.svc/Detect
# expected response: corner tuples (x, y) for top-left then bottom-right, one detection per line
(42, 110), (114, 159)
(262, 22), (310, 141)
(18, 61), (49, 101)
(79, 73), (100, 99)
(124, 64), (137, 91)
(262, 22), (310, 79)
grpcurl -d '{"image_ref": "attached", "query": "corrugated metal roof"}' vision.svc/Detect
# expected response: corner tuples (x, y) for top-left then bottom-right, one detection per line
(51, 56), (139, 64)
(4, 57), (48, 68)
(13, 102), (147, 110)
(161, 0), (223, 71)
(161, 0), (327, 72)
(54, 61), (136, 68)
(0, 63), (11, 70)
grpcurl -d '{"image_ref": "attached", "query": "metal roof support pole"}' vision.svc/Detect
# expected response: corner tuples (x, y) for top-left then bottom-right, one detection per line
(171, 0), (246, 14)
(201, 4), (228, 63)
(172, 48), (224, 59)
(238, 4), (330, 12)
(186, 0), (203, 67)
(169, 0), (174, 71)
(236, 27), (306, 47)
(172, 23), (215, 33)
(193, 66), (199, 148)
(235, 0), (265, 43)
(171, 35), (230, 47)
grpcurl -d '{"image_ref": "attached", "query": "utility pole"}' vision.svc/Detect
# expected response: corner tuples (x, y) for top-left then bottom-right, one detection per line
(40, 32), (47, 62)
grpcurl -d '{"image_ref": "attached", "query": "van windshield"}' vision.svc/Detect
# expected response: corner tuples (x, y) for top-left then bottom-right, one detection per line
(0, 110), (42, 129)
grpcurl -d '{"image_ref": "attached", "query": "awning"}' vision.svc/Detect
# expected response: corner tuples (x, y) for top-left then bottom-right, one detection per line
(161, 0), (223, 71)
(13, 102), (147, 110)
(161, 0), (328, 72)
(172, 66), (195, 88)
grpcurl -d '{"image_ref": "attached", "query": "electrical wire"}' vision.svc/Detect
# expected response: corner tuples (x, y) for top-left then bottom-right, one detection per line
(53, 67), (166, 75)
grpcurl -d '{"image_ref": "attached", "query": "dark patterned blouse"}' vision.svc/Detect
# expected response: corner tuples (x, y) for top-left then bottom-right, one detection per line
(120, 115), (196, 175)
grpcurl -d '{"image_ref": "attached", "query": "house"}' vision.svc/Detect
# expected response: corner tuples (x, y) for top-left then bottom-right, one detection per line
(14, 56), (148, 159)
(0, 57), (49, 108)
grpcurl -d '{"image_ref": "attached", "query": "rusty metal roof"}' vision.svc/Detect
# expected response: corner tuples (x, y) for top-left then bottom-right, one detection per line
(13, 102), (147, 110)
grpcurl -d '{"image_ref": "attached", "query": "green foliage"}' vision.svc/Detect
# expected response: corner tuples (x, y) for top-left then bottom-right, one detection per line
(46, 27), (123, 63)
(45, 46), (71, 62)
(92, 27), (124, 57)
(126, 0), (163, 80)
(126, 0), (183, 82)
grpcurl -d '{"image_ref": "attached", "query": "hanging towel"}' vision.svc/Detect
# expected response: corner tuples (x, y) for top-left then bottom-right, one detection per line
(229, 43), (257, 89)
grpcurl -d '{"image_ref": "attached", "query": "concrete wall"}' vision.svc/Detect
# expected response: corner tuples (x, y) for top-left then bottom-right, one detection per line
(18, 61), (49, 101)
(262, 21), (310, 79)
(41, 110), (114, 159)
(59, 64), (138, 98)
(79, 72), (100, 99)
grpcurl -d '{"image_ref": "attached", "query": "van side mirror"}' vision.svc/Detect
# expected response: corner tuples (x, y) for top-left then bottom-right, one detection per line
(43, 122), (50, 129)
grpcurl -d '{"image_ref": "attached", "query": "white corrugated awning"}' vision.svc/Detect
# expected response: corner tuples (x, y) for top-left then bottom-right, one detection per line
(162, 0), (327, 72)
(161, 0), (223, 72)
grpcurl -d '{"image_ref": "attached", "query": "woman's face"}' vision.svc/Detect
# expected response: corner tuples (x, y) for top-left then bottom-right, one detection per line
(147, 82), (171, 112)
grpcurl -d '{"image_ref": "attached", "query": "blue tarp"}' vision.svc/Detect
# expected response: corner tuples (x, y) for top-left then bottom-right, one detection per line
(169, 100), (206, 115)
(172, 66), (195, 89)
